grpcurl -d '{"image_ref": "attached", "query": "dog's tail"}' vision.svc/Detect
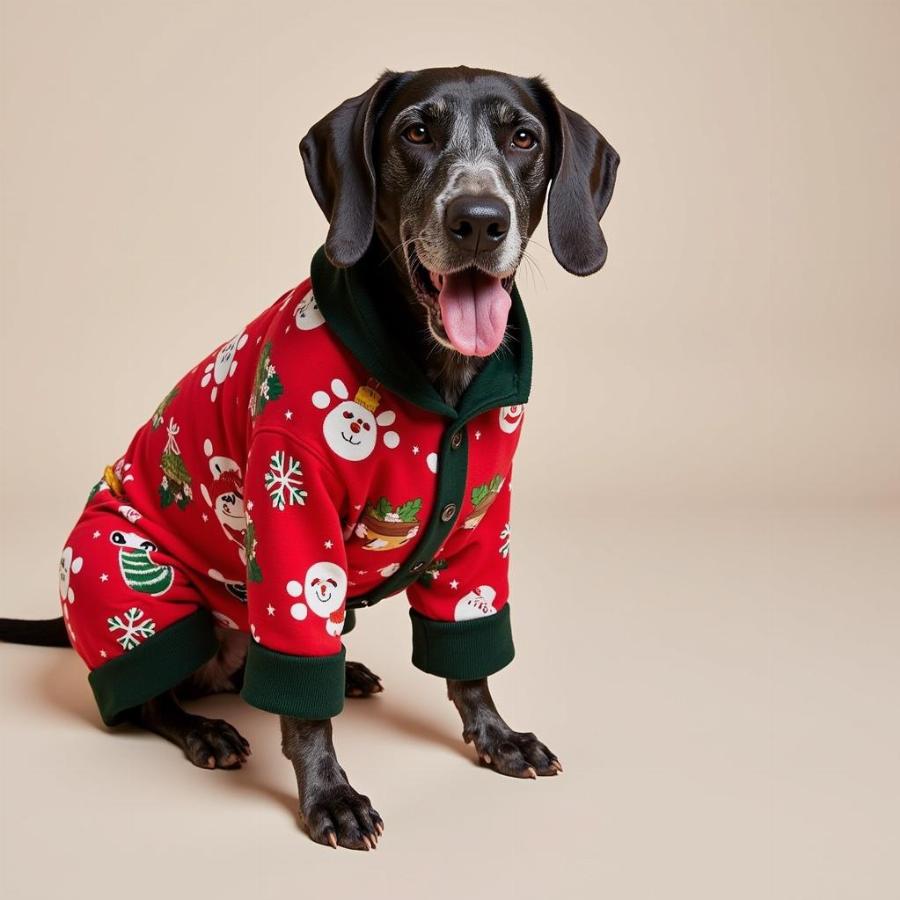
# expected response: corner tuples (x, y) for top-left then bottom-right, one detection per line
(0, 616), (71, 648)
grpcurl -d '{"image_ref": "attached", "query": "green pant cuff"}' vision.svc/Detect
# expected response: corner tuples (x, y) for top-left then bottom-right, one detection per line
(409, 603), (515, 680)
(241, 642), (346, 718)
(88, 608), (219, 726)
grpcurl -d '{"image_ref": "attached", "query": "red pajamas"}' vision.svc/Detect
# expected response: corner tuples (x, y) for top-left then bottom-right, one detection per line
(61, 247), (531, 724)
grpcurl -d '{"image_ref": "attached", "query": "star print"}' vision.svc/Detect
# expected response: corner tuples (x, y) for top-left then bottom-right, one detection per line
(354, 504), (362, 511)
(356, 569), (368, 576)
(247, 500), (254, 511)
(99, 573), (109, 582)
(475, 430), (482, 440)
(267, 604), (275, 616)
(450, 579), (459, 590)
(412, 445), (420, 455)
(324, 540), (333, 549)
(99, 650), (107, 658)
(284, 409), (294, 421)
(92, 530), (101, 539)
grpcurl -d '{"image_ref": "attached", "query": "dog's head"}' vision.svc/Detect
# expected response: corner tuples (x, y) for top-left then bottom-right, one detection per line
(301, 67), (619, 358)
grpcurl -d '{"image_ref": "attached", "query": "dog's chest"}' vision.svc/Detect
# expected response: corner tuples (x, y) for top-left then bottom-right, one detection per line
(332, 402), (524, 600)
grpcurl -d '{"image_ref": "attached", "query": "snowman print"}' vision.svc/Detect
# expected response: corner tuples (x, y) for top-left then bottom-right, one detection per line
(498, 405), (524, 434)
(293, 288), (325, 331)
(454, 585), (497, 621)
(312, 379), (400, 462)
(59, 546), (83, 604)
(199, 439), (246, 562)
(200, 331), (249, 401)
(285, 561), (348, 637)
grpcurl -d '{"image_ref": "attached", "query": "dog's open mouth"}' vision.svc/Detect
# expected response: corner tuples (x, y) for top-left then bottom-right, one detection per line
(409, 249), (513, 358)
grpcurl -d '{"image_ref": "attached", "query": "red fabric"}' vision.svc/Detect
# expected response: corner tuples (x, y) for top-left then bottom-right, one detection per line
(60, 280), (522, 669)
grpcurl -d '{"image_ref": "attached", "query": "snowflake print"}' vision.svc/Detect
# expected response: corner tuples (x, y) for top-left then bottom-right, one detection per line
(107, 607), (157, 650)
(500, 522), (511, 558)
(265, 450), (308, 510)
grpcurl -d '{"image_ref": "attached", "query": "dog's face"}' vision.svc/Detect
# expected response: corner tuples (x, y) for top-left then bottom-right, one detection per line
(301, 67), (619, 358)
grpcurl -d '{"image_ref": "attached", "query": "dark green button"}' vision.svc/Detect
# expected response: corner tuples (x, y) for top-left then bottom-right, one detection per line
(441, 503), (457, 522)
(450, 431), (463, 450)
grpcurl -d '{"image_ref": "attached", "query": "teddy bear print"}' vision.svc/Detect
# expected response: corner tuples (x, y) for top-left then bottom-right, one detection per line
(498, 404), (524, 434)
(312, 379), (400, 462)
(198, 439), (246, 563)
(200, 331), (249, 401)
(293, 287), (325, 331)
(58, 546), (83, 604)
(285, 561), (348, 637)
(454, 585), (498, 621)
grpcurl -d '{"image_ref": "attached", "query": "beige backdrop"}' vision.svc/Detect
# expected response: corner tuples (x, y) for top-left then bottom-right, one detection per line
(1, 2), (898, 899)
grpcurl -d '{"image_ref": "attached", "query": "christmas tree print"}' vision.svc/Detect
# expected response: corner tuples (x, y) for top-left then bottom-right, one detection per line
(151, 386), (179, 430)
(107, 607), (157, 650)
(249, 342), (284, 416)
(158, 418), (193, 510)
(245, 515), (262, 583)
(264, 451), (308, 509)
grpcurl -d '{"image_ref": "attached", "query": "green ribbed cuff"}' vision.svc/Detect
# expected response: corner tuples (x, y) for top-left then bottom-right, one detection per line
(241, 642), (346, 719)
(89, 608), (219, 726)
(409, 604), (515, 680)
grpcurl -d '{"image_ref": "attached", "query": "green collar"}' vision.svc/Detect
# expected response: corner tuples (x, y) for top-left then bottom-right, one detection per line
(310, 246), (532, 420)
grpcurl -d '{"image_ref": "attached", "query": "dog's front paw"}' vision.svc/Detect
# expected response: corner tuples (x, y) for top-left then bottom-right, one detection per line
(466, 726), (562, 778)
(345, 660), (384, 697)
(302, 782), (384, 850)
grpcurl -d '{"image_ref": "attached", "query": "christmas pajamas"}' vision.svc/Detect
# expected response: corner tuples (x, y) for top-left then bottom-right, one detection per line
(60, 247), (531, 725)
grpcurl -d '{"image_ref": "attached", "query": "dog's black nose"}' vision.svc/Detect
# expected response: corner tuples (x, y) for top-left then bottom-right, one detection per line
(445, 195), (510, 252)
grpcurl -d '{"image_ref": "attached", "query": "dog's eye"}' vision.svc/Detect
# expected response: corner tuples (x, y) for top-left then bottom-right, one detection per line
(403, 124), (432, 145)
(511, 129), (537, 150)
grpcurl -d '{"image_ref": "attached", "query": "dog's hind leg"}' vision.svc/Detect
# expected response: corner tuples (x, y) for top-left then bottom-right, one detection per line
(126, 689), (251, 770)
(175, 628), (249, 700)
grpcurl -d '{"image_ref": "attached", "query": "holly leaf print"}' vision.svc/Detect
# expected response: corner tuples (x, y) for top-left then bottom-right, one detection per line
(396, 498), (422, 522)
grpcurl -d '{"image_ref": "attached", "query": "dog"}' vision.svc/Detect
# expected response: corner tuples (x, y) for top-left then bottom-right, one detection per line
(0, 66), (618, 850)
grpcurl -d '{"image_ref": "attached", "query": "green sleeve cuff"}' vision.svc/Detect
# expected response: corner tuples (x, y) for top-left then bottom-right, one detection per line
(241, 642), (345, 719)
(409, 603), (515, 680)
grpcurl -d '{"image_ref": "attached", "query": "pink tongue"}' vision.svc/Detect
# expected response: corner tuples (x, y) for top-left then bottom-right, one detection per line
(436, 270), (512, 357)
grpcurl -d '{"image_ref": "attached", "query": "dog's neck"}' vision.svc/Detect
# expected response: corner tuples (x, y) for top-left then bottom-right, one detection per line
(367, 241), (486, 408)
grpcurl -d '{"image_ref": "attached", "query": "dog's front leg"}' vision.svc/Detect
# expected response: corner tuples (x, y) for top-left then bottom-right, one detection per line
(447, 678), (562, 778)
(280, 715), (383, 850)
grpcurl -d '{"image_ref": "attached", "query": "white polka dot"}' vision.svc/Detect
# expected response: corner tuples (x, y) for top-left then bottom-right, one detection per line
(290, 602), (308, 621)
(376, 410), (396, 427)
(426, 452), (438, 473)
(383, 430), (400, 449)
(312, 391), (330, 409)
(286, 580), (302, 597)
(331, 378), (349, 400)
(203, 439), (213, 457)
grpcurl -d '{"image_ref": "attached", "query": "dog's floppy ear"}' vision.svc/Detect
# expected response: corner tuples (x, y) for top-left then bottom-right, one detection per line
(534, 80), (620, 276)
(300, 72), (398, 268)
